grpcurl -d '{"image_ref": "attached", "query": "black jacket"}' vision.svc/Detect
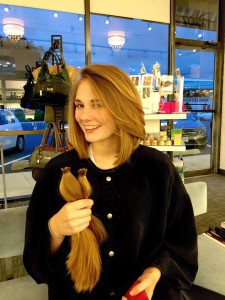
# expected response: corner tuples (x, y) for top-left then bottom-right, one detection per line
(23, 145), (198, 300)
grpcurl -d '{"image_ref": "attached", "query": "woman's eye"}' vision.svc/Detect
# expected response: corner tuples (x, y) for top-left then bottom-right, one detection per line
(93, 102), (102, 108)
(74, 103), (83, 109)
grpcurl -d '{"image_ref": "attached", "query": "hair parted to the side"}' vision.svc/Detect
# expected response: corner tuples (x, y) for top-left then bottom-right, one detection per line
(59, 167), (107, 293)
(68, 64), (146, 166)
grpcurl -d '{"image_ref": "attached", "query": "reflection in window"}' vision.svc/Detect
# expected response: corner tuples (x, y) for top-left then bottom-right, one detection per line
(90, 14), (169, 75)
(0, 5), (86, 176)
(176, 49), (214, 111)
(0, 4), (85, 121)
(175, 0), (218, 42)
(0, 5), (85, 74)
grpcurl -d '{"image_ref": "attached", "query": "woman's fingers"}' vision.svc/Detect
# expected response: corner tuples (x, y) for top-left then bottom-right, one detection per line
(66, 199), (94, 210)
(129, 280), (147, 297)
(54, 199), (94, 236)
(129, 268), (161, 299)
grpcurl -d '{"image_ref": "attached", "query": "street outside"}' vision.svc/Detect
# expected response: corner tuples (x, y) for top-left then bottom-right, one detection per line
(0, 119), (212, 174)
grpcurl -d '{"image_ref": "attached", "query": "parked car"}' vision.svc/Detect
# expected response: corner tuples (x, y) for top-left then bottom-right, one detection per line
(161, 112), (208, 149)
(174, 113), (208, 149)
(0, 109), (25, 152)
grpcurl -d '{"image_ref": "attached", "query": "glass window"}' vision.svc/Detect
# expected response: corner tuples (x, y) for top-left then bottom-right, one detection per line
(175, 0), (220, 174)
(176, 49), (214, 111)
(0, 111), (9, 125)
(0, 5), (85, 174)
(174, 48), (215, 172)
(175, 0), (218, 42)
(0, 5), (85, 73)
(90, 14), (169, 75)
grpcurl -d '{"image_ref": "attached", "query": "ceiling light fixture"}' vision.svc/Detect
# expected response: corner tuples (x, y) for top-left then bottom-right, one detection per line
(108, 31), (125, 52)
(105, 17), (110, 25)
(3, 6), (10, 13)
(147, 22), (152, 31)
(3, 18), (24, 42)
(78, 14), (83, 21)
(197, 30), (203, 39)
(53, 12), (59, 18)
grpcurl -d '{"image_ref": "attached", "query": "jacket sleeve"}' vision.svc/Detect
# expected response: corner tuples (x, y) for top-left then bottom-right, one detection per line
(23, 166), (69, 284)
(148, 161), (198, 289)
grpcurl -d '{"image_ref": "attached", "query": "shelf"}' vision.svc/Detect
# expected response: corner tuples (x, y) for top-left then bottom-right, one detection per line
(148, 145), (186, 152)
(145, 113), (187, 120)
(5, 89), (24, 92)
(1, 99), (21, 102)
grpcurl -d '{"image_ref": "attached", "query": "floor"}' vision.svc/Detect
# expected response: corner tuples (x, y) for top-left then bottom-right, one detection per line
(0, 170), (35, 208)
(185, 173), (225, 234)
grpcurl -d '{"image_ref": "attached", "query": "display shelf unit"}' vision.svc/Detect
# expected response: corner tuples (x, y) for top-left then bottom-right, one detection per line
(144, 113), (187, 120)
(144, 113), (187, 152)
(149, 142), (186, 152)
(0, 79), (26, 109)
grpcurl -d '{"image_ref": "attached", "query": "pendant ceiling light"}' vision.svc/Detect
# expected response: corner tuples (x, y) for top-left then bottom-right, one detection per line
(108, 31), (125, 52)
(3, 18), (24, 42)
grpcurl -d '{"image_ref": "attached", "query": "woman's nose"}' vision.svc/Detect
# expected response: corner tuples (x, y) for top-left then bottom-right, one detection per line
(80, 107), (93, 120)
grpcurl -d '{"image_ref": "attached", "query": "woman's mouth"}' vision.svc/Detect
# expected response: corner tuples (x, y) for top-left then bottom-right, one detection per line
(84, 125), (100, 133)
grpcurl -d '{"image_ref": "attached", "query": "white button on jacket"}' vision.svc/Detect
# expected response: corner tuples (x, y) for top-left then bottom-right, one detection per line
(107, 213), (113, 219)
(109, 251), (114, 257)
(106, 176), (111, 181)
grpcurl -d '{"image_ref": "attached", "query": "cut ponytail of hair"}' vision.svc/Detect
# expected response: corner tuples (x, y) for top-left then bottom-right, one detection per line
(59, 167), (107, 293)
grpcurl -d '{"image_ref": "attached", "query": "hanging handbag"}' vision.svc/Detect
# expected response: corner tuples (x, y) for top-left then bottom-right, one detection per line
(20, 65), (45, 111)
(29, 122), (66, 169)
(31, 46), (72, 107)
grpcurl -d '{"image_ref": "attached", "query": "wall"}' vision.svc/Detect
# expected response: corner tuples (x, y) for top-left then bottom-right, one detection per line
(90, 0), (170, 23)
(2, 0), (170, 23)
(1, 0), (84, 14)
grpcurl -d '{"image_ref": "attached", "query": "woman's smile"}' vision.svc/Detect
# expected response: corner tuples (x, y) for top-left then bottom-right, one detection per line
(84, 125), (101, 134)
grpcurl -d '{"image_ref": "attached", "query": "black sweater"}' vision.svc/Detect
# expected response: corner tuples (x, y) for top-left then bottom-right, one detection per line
(23, 145), (198, 300)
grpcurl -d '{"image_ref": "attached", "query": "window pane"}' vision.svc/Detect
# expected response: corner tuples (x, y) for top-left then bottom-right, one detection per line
(0, 5), (85, 175)
(176, 0), (218, 41)
(176, 49), (214, 110)
(0, 5), (85, 72)
(90, 14), (169, 75)
(175, 48), (215, 171)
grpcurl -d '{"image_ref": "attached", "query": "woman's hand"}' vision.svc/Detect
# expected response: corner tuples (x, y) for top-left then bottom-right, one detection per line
(50, 199), (94, 237)
(49, 199), (93, 253)
(122, 267), (161, 300)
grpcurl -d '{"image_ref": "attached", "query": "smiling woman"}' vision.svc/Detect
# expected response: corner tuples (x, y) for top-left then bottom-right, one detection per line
(23, 64), (198, 300)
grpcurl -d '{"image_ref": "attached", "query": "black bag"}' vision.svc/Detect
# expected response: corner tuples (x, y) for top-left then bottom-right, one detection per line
(32, 47), (71, 107)
(20, 65), (45, 111)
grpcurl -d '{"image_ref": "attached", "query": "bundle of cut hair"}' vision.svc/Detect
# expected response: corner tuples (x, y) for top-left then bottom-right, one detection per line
(59, 167), (107, 293)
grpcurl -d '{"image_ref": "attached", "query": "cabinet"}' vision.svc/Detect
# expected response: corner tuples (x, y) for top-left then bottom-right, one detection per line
(144, 113), (186, 152)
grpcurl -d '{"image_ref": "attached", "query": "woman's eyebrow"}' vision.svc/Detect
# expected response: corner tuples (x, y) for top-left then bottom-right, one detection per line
(91, 99), (100, 103)
(74, 98), (100, 103)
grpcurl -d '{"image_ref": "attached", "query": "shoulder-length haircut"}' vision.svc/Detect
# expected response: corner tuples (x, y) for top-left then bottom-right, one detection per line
(68, 64), (146, 166)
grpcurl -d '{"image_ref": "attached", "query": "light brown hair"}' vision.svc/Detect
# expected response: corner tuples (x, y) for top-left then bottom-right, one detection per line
(68, 64), (146, 166)
(59, 167), (107, 292)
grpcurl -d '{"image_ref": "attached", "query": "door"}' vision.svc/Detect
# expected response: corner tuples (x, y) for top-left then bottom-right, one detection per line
(174, 47), (216, 173)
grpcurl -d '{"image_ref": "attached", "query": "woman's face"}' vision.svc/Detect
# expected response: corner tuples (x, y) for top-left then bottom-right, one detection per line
(74, 79), (117, 145)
